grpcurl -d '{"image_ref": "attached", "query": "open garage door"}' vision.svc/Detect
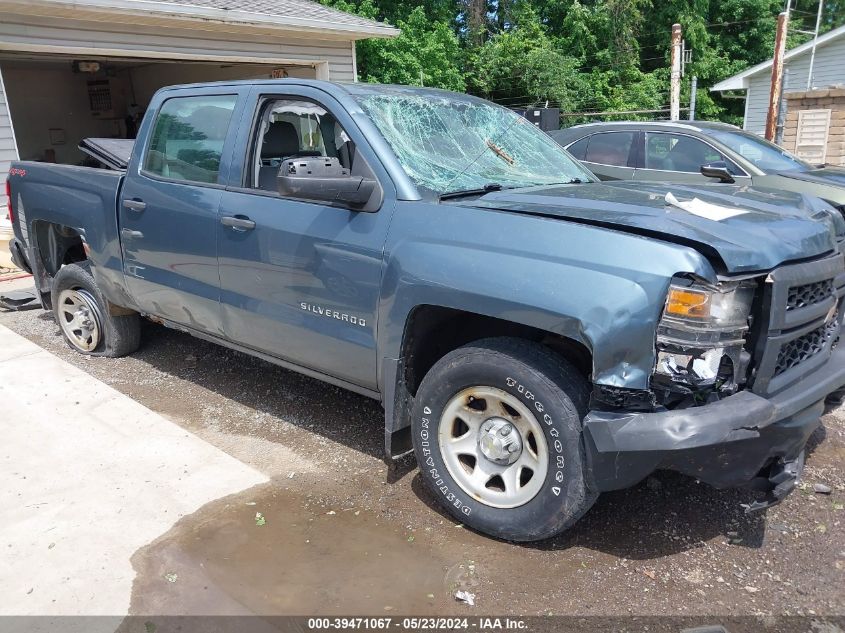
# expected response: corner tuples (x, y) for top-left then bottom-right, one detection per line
(0, 55), (318, 173)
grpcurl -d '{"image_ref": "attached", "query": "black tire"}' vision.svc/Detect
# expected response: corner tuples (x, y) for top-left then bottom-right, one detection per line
(826, 387), (845, 405)
(51, 262), (141, 357)
(411, 337), (597, 542)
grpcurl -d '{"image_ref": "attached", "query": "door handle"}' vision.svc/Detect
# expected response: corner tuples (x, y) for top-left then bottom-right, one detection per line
(121, 228), (143, 239)
(123, 199), (147, 212)
(221, 216), (256, 231)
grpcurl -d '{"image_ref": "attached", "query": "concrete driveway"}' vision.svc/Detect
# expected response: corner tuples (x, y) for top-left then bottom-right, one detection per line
(0, 323), (266, 616)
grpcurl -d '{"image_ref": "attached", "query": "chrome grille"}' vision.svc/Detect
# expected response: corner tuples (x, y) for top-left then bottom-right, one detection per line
(786, 279), (834, 311)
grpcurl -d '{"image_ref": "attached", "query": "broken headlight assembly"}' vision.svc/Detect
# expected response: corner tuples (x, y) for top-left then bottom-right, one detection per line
(653, 277), (757, 403)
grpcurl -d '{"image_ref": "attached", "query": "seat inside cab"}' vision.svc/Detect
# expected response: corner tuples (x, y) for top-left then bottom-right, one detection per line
(253, 100), (357, 192)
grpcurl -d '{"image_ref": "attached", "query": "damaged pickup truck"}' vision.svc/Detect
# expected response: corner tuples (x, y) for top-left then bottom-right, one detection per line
(6, 81), (845, 541)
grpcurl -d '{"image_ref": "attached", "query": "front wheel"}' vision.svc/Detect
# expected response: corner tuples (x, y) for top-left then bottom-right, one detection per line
(411, 338), (597, 542)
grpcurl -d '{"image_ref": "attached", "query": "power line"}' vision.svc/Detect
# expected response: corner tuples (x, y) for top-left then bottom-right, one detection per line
(560, 107), (690, 117)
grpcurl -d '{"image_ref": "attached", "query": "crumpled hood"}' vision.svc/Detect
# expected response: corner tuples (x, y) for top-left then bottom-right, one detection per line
(776, 166), (845, 188)
(463, 181), (837, 273)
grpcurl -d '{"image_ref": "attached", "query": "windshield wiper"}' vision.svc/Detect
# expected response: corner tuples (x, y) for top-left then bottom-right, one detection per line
(439, 182), (504, 201)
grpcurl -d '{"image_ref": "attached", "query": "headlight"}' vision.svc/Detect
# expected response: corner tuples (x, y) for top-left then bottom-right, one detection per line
(654, 278), (756, 392)
(664, 281), (755, 330)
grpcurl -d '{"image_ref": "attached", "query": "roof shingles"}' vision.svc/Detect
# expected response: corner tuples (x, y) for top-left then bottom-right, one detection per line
(137, 0), (395, 32)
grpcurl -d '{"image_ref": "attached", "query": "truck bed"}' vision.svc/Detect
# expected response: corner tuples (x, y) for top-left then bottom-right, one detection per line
(9, 160), (128, 305)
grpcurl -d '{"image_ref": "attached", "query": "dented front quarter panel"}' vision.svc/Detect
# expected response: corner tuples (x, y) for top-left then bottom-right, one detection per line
(378, 200), (717, 392)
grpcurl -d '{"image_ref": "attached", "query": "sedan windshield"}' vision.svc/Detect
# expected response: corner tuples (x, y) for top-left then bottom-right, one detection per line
(355, 92), (594, 195)
(708, 129), (812, 173)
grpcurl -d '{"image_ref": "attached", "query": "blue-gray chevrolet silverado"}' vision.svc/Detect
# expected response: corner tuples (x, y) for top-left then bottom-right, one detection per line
(6, 80), (845, 541)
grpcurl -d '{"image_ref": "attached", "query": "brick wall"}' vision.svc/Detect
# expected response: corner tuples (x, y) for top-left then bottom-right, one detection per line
(782, 87), (845, 166)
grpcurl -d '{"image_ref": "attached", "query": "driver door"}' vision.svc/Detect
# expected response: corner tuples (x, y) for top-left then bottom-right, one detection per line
(216, 87), (395, 390)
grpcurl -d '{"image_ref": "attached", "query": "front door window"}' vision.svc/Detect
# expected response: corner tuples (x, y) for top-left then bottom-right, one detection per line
(645, 132), (725, 173)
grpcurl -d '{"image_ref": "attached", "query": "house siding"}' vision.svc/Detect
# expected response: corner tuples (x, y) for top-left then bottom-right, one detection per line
(0, 12), (359, 186)
(743, 35), (845, 135)
(0, 14), (357, 82)
(0, 65), (18, 193)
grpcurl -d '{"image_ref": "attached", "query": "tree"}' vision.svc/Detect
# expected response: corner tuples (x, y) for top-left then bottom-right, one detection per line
(466, 3), (588, 109)
(320, 0), (465, 90)
(317, 0), (817, 128)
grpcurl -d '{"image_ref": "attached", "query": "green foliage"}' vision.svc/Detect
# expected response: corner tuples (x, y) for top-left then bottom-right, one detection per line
(319, 0), (841, 127)
(359, 6), (466, 90)
(322, 0), (465, 90)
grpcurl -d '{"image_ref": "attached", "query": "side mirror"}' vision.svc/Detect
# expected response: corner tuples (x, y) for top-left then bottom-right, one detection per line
(700, 161), (735, 184)
(277, 157), (377, 209)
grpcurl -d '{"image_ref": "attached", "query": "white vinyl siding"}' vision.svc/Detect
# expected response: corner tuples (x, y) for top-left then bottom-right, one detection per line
(795, 109), (831, 163)
(0, 64), (19, 195)
(744, 72), (773, 135)
(0, 14), (357, 83)
(741, 34), (845, 135)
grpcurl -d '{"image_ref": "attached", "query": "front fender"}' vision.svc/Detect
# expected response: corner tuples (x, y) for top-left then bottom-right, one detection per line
(378, 202), (717, 393)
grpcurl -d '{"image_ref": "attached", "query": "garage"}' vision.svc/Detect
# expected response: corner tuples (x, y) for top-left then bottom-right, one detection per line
(0, 0), (398, 187)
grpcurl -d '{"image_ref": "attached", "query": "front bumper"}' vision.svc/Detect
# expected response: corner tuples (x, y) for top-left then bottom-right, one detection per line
(583, 343), (845, 503)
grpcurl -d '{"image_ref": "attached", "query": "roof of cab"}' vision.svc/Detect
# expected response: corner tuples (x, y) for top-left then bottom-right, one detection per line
(157, 79), (499, 103)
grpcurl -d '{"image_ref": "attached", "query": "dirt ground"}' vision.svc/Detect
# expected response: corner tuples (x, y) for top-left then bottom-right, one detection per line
(2, 305), (844, 619)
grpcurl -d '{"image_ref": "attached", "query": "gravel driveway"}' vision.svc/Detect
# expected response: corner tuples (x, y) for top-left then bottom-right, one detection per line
(1, 305), (843, 621)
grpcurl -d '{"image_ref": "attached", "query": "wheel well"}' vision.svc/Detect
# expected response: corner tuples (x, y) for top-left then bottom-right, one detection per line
(28, 221), (88, 310)
(400, 305), (592, 396)
(33, 221), (87, 277)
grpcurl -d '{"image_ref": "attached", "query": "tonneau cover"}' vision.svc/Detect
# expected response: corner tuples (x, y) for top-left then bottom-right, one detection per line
(79, 138), (134, 171)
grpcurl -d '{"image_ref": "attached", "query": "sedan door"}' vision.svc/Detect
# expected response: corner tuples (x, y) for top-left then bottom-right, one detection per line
(216, 88), (395, 390)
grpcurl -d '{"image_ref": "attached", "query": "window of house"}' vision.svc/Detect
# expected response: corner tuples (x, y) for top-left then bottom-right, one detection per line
(583, 132), (635, 166)
(143, 95), (237, 185)
(250, 98), (357, 193)
(794, 109), (831, 165)
(645, 132), (725, 172)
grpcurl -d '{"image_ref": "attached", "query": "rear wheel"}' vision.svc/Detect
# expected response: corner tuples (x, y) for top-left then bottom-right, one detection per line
(51, 263), (140, 357)
(411, 337), (596, 541)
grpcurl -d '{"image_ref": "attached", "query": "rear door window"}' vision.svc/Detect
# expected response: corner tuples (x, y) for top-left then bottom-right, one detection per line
(144, 95), (238, 185)
(583, 132), (635, 166)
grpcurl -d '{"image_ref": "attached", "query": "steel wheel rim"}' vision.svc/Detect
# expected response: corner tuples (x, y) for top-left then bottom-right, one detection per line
(438, 386), (549, 509)
(57, 288), (102, 352)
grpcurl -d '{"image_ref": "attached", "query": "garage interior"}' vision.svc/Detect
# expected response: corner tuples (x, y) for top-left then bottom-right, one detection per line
(0, 55), (318, 166)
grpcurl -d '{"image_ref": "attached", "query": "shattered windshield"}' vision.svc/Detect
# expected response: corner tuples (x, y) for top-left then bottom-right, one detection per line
(355, 92), (594, 195)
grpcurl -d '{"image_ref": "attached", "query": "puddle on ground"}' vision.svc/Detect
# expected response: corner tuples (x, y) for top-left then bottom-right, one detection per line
(128, 481), (484, 615)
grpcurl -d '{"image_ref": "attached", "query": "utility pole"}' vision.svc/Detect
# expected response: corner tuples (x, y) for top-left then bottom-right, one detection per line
(765, 11), (789, 141)
(689, 76), (698, 121)
(670, 23), (682, 121)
